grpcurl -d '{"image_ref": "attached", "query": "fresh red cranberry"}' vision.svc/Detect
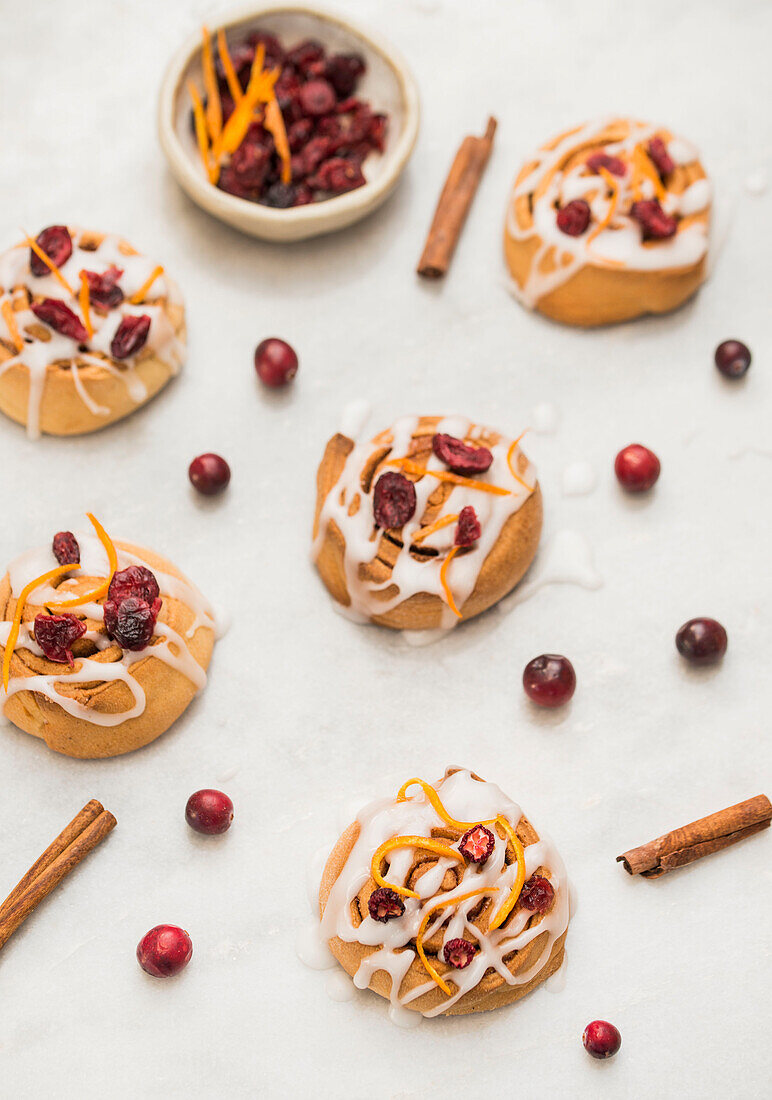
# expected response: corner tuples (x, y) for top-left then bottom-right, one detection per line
(614, 444), (660, 492)
(285, 38), (325, 74)
(647, 136), (675, 179)
(675, 617), (727, 665)
(556, 199), (591, 236)
(432, 434), (493, 476)
(137, 925), (193, 978)
(325, 53), (366, 97)
(111, 314), (151, 360)
(108, 566), (160, 607)
(519, 875), (555, 913)
(583, 1020), (622, 1059)
(586, 152), (626, 177)
(30, 225), (72, 277)
(185, 789), (234, 835)
(188, 453), (231, 496)
(367, 886), (405, 922)
(373, 471), (417, 529)
(82, 266), (124, 310)
(523, 654), (576, 708)
(455, 505), (481, 547)
(52, 530), (80, 566)
(298, 78), (337, 117)
(307, 157), (366, 195)
(443, 938), (476, 969)
(103, 595), (160, 651)
(31, 298), (88, 343)
(254, 337), (298, 387)
(630, 199), (677, 240)
(458, 824), (495, 864)
(261, 181), (297, 208)
(34, 613), (86, 665)
(714, 339), (751, 379)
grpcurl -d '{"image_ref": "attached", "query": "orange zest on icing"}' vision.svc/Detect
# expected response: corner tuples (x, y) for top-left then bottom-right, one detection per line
(2, 564), (76, 692)
(1, 300), (24, 353)
(78, 273), (94, 338)
(47, 514), (118, 611)
(415, 888), (499, 995)
(217, 28), (243, 104)
(371, 836), (465, 899)
(201, 26), (222, 142)
(22, 232), (74, 294)
(188, 81), (218, 183)
(505, 430), (534, 492)
(631, 144), (665, 203)
(488, 816), (527, 930)
(129, 265), (164, 305)
(439, 546), (462, 618)
(387, 459), (511, 496)
(264, 96), (292, 184)
(396, 778), (483, 830)
(587, 167), (620, 245)
(412, 514), (458, 544)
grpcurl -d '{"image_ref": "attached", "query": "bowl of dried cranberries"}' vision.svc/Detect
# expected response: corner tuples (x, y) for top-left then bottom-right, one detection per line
(158, 5), (420, 241)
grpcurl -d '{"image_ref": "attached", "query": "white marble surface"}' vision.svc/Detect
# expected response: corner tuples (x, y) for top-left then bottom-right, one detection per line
(1, 0), (771, 1096)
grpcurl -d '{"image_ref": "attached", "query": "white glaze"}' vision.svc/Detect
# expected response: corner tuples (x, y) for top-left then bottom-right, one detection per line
(506, 118), (710, 308)
(0, 228), (184, 439)
(531, 402), (560, 434)
(745, 169), (768, 196)
(501, 529), (602, 609)
(0, 532), (216, 727)
(313, 416), (536, 629)
(318, 769), (569, 1020)
(561, 460), (597, 497)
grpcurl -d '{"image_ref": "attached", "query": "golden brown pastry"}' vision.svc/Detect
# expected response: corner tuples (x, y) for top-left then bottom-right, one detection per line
(313, 415), (542, 630)
(0, 516), (216, 758)
(504, 118), (711, 326)
(318, 768), (570, 1019)
(0, 225), (185, 437)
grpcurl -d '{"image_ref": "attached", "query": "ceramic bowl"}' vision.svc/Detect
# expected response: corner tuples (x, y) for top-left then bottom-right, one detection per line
(158, 4), (420, 242)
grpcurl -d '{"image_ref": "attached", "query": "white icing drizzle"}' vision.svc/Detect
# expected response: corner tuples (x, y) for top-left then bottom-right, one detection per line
(500, 529), (602, 610)
(506, 118), (710, 308)
(319, 769), (570, 1019)
(0, 533), (216, 727)
(0, 228), (184, 439)
(313, 416), (536, 629)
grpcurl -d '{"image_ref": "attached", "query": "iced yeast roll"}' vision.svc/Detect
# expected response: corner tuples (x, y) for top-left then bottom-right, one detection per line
(319, 768), (570, 1019)
(0, 225), (185, 437)
(504, 118), (711, 326)
(0, 516), (216, 758)
(313, 416), (542, 630)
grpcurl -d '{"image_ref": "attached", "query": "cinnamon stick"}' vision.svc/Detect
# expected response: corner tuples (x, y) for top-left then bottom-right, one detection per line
(0, 800), (116, 951)
(417, 116), (497, 279)
(617, 794), (771, 878)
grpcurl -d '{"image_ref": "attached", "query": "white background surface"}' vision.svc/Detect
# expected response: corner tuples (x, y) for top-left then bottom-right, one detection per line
(1, 1), (770, 1097)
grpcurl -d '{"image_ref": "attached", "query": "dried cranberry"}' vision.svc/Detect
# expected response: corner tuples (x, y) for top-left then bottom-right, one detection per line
(218, 165), (255, 201)
(293, 135), (332, 177)
(261, 182), (297, 208)
(52, 530), (80, 566)
(216, 42), (255, 88)
(614, 444), (660, 491)
(254, 337), (298, 387)
(373, 471), (416, 529)
(715, 339), (751, 379)
(31, 298), (88, 343)
(583, 1020), (621, 1059)
(298, 79), (337, 117)
(367, 114), (388, 153)
(307, 157), (365, 195)
(675, 618), (728, 665)
(188, 453), (231, 496)
(519, 875), (555, 913)
(458, 825), (495, 864)
(82, 266), (124, 310)
(246, 31), (284, 65)
(455, 506), (481, 547)
(556, 199), (591, 236)
(293, 184), (314, 206)
(30, 225), (72, 277)
(647, 136), (675, 179)
(103, 595), (160, 651)
(108, 566), (161, 607)
(110, 314), (151, 360)
(274, 67), (301, 111)
(34, 613), (86, 665)
(325, 53), (366, 97)
(586, 152), (626, 177)
(367, 887), (405, 923)
(137, 925), (193, 978)
(226, 142), (271, 193)
(285, 38), (325, 74)
(443, 938), (475, 970)
(432, 434), (493, 476)
(630, 199), (677, 240)
(287, 117), (314, 152)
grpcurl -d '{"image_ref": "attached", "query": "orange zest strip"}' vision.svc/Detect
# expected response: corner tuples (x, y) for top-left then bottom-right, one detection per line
(370, 836), (465, 899)
(488, 816), (527, 930)
(2, 564), (76, 692)
(201, 26), (222, 142)
(587, 167), (619, 245)
(78, 273), (94, 339)
(129, 265), (164, 305)
(22, 232), (74, 294)
(505, 430), (534, 492)
(217, 28), (243, 104)
(632, 144), (665, 202)
(188, 81), (218, 184)
(213, 52), (277, 162)
(47, 513), (118, 611)
(1, 300), (24, 353)
(412, 514), (458, 545)
(264, 96), (292, 184)
(416, 888), (499, 995)
(388, 458), (511, 496)
(439, 546), (461, 618)
(396, 778), (485, 830)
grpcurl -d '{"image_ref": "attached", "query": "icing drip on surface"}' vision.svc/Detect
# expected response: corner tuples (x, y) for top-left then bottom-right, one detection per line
(318, 770), (570, 1020)
(531, 402), (559, 434)
(561, 461), (597, 497)
(501, 529), (602, 609)
(0, 534), (216, 727)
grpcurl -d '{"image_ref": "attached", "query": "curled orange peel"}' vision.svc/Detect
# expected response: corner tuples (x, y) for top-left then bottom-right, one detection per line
(506, 430), (534, 492)
(201, 26), (222, 142)
(412, 513), (459, 545)
(1, 300), (24, 353)
(264, 96), (292, 184)
(78, 273), (94, 338)
(370, 836), (465, 900)
(47, 514), (117, 611)
(22, 231), (74, 295)
(188, 81), (217, 183)
(217, 28), (243, 103)
(387, 458), (511, 496)
(439, 546), (462, 618)
(416, 887), (499, 995)
(2, 563), (76, 692)
(129, 265), (164, 305)
(587, 167), (620, 246)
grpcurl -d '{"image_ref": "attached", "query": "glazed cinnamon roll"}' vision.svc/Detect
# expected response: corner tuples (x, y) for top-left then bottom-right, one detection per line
(0, 516), (217, 758)
(504, 118), (711, 325)
(313, 415), (542, 630)
(0, 226), (185, 438)
(319, 768), (570, 1019)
